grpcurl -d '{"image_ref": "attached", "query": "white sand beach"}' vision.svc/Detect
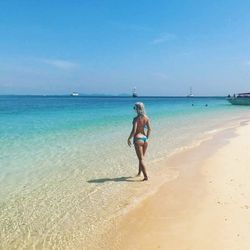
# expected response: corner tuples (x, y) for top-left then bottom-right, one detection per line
(104, 121), (250, 250)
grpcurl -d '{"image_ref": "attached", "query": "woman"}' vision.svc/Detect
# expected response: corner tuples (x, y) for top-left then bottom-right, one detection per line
(127, 102), (151, 181)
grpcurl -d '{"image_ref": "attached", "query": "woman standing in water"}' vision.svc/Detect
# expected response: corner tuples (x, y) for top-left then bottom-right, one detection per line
(127, 102), (151, 181)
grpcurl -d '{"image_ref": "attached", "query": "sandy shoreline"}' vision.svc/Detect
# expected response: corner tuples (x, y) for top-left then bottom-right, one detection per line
(102, 120), (250, 250)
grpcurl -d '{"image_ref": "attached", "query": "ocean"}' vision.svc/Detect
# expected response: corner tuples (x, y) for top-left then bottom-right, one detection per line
(0, 95), (249, 249)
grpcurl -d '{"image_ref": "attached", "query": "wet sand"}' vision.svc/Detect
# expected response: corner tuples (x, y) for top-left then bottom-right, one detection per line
(106, 121), (250, 250)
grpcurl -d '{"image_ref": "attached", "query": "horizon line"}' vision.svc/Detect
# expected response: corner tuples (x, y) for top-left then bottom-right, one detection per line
(0, 94), (227, 98)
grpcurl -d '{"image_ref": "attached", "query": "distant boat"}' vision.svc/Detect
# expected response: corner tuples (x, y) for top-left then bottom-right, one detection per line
(227, 93), (250, 105)
(71, 92), (79, 96)
(132, 87), (138, 97)
(187, 87), (194, 97)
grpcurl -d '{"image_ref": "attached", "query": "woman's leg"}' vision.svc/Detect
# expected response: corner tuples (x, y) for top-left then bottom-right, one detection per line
(143, 141), (148, 156)
(135, 141), (148, 176)
(135, 143), (148, 180)
(134, 143), (142, 175)
(137, 164), (142, 176)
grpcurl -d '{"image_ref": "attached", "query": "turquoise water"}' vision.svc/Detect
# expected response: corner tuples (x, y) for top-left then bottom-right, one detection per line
(1, 96), (249, 249)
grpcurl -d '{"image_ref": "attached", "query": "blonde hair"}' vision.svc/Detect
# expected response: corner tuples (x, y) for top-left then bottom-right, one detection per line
(134, 102), (146, 115)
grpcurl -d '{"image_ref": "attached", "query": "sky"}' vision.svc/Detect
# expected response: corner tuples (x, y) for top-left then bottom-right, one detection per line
(1, 0), (250, 96)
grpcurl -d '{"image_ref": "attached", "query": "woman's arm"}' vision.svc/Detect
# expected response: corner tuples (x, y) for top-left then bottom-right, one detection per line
(127, 118), (137, 146)
(146, 118), (151, 139)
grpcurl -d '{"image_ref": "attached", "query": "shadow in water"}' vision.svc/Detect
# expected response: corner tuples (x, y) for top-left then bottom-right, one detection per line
(87, 176), (141, 183)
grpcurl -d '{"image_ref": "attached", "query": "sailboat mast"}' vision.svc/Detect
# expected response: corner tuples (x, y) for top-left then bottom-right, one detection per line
(190, 87), (192, 96)
(132, 87), (138, 97)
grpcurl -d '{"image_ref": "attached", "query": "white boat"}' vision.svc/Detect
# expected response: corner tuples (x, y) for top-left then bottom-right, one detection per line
(187, 87), (194, 97)
(132, 87), (138, 97)
(227, 93), (250, 105)
(71, 92), (79, 96)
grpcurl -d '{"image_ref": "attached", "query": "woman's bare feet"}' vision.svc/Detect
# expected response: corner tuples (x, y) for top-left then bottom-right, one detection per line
(142, 177), (148, 181)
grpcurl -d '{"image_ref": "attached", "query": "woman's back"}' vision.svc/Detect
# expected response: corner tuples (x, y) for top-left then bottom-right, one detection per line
(135, 115), (148, 135)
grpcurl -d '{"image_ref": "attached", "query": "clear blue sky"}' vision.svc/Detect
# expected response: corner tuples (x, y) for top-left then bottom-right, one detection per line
(1, 0), (250, 95)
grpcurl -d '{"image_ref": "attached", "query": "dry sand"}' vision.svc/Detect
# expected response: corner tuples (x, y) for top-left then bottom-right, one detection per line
(106, 121), (250, 250)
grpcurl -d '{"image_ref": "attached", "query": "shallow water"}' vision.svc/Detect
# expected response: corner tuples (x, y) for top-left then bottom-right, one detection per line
(1, 96), (249, 249)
